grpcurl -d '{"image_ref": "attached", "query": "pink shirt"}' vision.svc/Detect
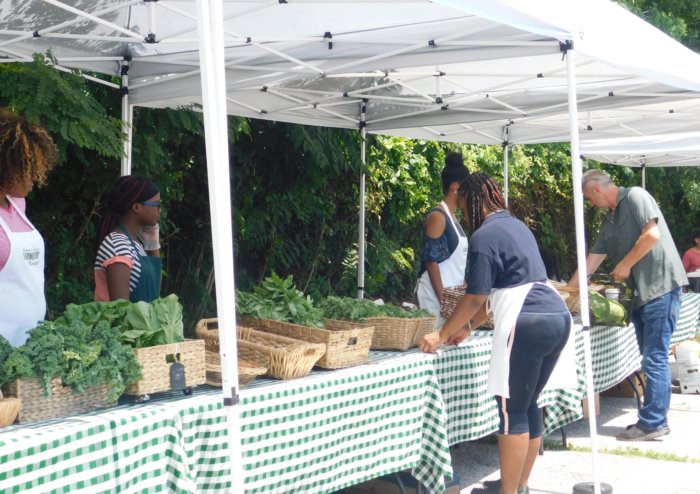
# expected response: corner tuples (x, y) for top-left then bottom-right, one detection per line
(0, 197), (33, 271)
(682, 248), (700, 274)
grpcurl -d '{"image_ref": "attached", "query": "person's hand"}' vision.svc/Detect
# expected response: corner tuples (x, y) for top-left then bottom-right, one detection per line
(612, 262), (631, 282)
(139, 224), (160, 250)
(447, 327), (470, 345)
(418, 331), (444, 353)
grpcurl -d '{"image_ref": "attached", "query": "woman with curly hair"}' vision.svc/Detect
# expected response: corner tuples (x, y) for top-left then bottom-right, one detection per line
(419, 173), (576, 494)
(0, 111), (57, 347)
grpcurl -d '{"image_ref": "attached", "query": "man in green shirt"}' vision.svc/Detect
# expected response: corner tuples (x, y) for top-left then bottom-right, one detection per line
(569, 169), (687, 441)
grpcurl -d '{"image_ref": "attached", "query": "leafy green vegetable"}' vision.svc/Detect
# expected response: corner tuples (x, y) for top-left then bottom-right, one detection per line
(318, 296), (433, 322)
(236, 273), (324, 327)
(55, 295), (184, 348)
(0, 335), (15, 390)
(589, 291), (628, 326)
(6, 320), (142, 401)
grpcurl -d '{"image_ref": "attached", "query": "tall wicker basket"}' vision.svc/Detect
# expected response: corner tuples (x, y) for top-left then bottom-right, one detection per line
(0, 396), (20, 427)
(325, 315), (436, 351)
(123, 340), (206, 396)
(2, 378), (113, 424)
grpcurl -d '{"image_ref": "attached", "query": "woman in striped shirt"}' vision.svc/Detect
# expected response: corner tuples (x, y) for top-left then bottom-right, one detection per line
(94, 175), (162, 303)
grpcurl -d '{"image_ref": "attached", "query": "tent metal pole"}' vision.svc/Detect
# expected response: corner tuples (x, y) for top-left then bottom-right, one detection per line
(195, 1), (244, 492)
(566, 43), (609, 494)
(502, 125), (510, 207)
(120, 60), (132, 176)
(358, 101), (367, 300)
(641, 163), (647, 189)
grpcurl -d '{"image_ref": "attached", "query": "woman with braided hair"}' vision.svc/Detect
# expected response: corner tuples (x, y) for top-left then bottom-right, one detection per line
(94, 175), (162, 303)
(0, 111), (57, 347)
(419, 173), (576, 494)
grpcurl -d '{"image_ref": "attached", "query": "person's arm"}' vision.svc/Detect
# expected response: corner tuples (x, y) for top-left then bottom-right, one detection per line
(424, 211), (447, 298)
(568, 253), (607, 287)
(106, 263), (132, 301)
(419, 293), (488, 353)
(612, 220), (659, 281)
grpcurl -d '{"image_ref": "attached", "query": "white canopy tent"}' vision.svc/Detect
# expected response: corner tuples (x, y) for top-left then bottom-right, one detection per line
(581, 130), (700, 188)
(4, 2), (700, 493)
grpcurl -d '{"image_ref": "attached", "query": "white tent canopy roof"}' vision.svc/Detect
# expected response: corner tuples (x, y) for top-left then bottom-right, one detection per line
(2, 0), (700, 142)
(580, 131), (700, 167)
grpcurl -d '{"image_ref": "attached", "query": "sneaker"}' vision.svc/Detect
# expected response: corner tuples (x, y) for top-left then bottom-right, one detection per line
(616, 424), (670, 441)
(480, 479), (529, 494)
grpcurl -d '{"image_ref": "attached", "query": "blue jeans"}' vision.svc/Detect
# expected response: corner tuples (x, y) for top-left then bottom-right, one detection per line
(630, 287), (681, 431)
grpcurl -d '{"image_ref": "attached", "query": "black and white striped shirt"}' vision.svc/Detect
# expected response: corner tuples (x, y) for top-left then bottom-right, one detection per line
(94, 231), (145, 294)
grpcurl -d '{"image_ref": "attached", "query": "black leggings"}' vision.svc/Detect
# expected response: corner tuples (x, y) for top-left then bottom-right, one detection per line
(496, 311), (571, 437)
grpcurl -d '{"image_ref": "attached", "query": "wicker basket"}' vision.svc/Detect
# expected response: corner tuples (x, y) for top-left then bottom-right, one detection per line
(440, 284), (466, 319)
(243, 317), (374, 369)
(0, 397), (20, 427)
(123, 340), (206, 396)
(2, 378), (112, 424)
(237, 325), (325, 379)
(347, 315), (436, 351)
(550, 282), (603, 316)
(439, 284), (495, 328)
(204, 350), (266, 388)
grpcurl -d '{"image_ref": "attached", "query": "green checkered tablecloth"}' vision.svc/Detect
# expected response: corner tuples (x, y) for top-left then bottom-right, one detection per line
(0, 294), (695, 494)
(0, 353), (452, 494)
(431, 292), (700, 441)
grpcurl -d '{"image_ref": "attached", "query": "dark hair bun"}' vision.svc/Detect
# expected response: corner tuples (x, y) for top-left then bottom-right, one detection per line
(445, 152), (464, 168)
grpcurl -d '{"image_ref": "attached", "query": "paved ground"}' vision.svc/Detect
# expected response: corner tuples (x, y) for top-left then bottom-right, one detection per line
(451, 390), (700, 494)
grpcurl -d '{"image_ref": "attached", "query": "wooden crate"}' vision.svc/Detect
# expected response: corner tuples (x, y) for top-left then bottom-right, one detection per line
(123, 339), (206, 396)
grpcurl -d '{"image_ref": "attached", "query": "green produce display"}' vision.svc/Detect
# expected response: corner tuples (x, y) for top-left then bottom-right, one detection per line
(56, 294), (185, 348)
(235, 273), (324, 327)
(589, 291), (628, 326)
(1, 320), (142, 401)
(319, 296), (433, 322)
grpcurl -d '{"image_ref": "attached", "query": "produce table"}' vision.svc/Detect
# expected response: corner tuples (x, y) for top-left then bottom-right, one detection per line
(0, 353), (453, 494)
(0, 294), (696, 494)
(435, 292), (700, 443)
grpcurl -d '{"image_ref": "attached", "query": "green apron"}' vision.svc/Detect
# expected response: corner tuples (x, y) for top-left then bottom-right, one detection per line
(118, 224), (162, 303)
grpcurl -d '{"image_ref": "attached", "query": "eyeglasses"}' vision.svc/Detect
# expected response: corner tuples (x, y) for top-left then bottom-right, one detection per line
(141, 200), (162, 209)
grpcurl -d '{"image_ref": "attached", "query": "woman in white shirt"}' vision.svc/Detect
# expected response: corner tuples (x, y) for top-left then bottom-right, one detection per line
(0, 111), (57, 347)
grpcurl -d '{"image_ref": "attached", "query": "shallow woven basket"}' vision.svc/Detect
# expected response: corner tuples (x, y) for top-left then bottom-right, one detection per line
(243, 316), (374, 369)
(440, 284), (467, 319)
(440, 284), (495, 328)
(236, 324), (325, 380)
(123, 340), (206, 396)
(205, 351), (266, 388)
(0, 397), (20, 427)
(550, 282), (602, 317)
(2, 378), (112, 424)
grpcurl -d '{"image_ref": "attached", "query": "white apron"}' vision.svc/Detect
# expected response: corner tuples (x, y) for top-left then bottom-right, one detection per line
(0, 197), (46, 347)
(417, 201), (468, 321)
(486, 281), (577, 398)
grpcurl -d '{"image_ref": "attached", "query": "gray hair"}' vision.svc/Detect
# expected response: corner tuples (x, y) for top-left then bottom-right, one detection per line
(581, 169), (613, 190)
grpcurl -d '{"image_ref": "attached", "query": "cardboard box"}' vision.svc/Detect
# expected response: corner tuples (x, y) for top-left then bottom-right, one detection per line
(581, 392), (600, 418)
(601, 372), (645, 398)
(344, 471), (460, 494)
(677, 358), (700, 394)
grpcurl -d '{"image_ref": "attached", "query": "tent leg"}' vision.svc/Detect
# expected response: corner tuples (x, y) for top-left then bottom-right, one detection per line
(195, 1), (244, 493)
(358, 101), (367, 300)
(565, 43), (612, 494)
(120, 60), (132, 176)
(502, 131), (509, 207)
